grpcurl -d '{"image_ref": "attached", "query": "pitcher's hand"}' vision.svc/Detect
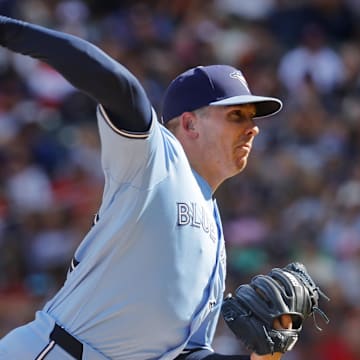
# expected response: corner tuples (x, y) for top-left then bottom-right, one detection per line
(250, 314), (293, 360)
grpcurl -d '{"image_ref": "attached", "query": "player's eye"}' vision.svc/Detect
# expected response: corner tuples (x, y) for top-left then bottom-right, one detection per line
(228, 110), (251, 123)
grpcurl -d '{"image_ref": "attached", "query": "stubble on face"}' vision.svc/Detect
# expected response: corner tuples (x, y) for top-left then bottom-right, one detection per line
(231, 144), (251, 175)
(193, 104), (258, 188)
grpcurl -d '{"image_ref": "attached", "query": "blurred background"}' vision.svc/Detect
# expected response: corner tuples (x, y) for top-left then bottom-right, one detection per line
(0, 0), (359, 359)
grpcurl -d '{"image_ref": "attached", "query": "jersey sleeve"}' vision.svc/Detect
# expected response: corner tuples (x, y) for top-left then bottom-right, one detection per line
(0, 15), (152, 132)
(96, 104), (173, 188)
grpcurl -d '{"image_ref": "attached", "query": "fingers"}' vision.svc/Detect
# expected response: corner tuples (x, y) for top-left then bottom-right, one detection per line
(273, 314), (293, 330)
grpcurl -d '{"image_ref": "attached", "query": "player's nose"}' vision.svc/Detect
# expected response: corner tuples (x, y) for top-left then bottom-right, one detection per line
(245, 120), (259, 137)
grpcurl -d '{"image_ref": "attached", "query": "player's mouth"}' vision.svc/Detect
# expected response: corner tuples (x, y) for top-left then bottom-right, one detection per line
(235, 143), (251, 153)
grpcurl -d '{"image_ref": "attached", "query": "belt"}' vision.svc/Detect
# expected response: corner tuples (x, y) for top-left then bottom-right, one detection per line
(36, 323), (83, 360)
(50, 324), (83, 359)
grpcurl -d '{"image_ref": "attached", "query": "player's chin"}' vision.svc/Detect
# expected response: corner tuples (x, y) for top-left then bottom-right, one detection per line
(235, 155), (249, 172)
(230, 157), (248, 177)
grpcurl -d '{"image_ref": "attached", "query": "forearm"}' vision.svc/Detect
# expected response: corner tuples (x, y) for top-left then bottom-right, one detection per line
(0, 15), (151, 130)
(176, 349), (284, 360)
(175, 349), (250, 360)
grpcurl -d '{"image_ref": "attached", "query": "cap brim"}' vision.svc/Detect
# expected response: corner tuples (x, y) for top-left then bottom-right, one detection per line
(209, 95), (282, 118)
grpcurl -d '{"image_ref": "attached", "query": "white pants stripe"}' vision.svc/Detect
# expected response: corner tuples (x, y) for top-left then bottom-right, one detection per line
(35, 340), (56, 360)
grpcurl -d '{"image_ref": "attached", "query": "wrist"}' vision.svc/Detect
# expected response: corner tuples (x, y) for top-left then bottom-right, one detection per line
(250, 352), (283, 360)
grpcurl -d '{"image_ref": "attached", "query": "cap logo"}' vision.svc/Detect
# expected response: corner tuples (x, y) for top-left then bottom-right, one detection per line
(230, 71), (249, 90)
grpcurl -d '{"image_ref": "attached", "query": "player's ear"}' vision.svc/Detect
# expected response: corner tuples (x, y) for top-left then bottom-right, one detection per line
(180, 112), (198, 138)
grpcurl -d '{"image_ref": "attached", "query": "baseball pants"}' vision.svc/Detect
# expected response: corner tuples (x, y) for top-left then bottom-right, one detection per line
(0, 310), (108, 359)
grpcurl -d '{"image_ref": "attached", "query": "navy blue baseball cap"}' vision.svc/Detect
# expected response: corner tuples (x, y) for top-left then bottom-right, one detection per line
(161, 65), (282, 123)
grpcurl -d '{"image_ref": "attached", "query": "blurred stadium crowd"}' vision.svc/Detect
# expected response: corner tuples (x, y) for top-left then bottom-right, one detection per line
(0, 0), (359, 359)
